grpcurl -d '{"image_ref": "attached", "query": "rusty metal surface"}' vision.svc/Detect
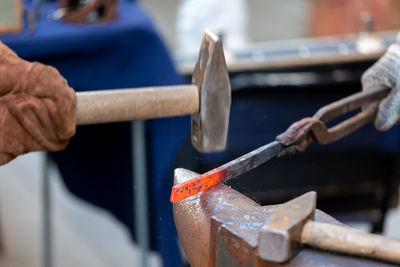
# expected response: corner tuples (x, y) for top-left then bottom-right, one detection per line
(170, 141), (285, 203)
(277, 86), (390, 155)
(258, 192), (317, 263)
(171, 86), (392, 202)
(173, 168), (397, 267)
(258, 192), (400, 264)
(191, 29), (231, 153)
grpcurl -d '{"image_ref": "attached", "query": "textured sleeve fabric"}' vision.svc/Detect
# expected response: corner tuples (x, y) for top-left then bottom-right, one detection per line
(0, 42), (76, 165)
(361, 42), (400, 131)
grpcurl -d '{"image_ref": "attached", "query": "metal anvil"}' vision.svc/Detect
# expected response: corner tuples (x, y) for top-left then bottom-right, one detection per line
(173, 168), (397, 267)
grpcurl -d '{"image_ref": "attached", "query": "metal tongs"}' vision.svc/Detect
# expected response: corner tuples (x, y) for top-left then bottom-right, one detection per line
(277, 86), (391, 155)
(171, 86), (391, 203)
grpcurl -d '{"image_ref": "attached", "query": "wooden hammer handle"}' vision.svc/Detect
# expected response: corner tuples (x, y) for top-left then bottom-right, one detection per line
(302, 220), (400, 264)
(76, 85), (199, 125)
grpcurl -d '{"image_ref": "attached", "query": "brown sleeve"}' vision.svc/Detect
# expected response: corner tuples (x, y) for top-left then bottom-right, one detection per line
(0, 42), (76, 165)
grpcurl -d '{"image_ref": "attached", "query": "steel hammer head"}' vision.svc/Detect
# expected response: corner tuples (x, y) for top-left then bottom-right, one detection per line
(191, 29), (231, 153)
(258, 191), (317, 263)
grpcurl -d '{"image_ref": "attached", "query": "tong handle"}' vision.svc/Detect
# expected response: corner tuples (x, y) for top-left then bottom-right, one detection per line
(313, 86), (390, 144)
(314, 87), (390, 122)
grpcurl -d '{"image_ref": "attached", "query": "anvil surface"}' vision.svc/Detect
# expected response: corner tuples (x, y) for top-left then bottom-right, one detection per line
(173, 168), (397, 267)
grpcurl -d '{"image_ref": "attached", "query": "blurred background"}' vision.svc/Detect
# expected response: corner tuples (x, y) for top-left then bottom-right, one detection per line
(1, 0), (400, 266)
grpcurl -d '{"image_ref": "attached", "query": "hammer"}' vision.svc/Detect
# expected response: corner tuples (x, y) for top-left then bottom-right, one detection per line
(258, 191), (400, 264)
(75, 29), (231, 153)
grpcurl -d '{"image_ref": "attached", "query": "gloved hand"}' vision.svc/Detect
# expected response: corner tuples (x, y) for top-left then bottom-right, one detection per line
(0, 42), (76, 165)
(362, 43), (400, 131)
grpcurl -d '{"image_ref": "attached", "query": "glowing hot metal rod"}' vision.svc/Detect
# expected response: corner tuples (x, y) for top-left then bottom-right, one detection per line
(170, 141), (285, 203)
(170, 86), (391, 203)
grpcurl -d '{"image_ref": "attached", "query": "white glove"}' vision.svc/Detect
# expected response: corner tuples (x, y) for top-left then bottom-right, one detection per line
(362, 43), (400, 131)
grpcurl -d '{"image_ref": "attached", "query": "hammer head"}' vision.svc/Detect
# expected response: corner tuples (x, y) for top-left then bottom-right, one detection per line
(258, 191), (317, 263)
(191, 29), (231, 153)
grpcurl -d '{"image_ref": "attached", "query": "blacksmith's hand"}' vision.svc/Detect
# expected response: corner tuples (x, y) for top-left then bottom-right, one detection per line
(0, 42), (76, 165)
(362, 43), (400, 131)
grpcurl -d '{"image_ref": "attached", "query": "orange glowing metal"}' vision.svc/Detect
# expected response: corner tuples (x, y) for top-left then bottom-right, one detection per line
(170, 141), (287, 203)
(170, 167), (227, 203)
(171, 86), (394, 203)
